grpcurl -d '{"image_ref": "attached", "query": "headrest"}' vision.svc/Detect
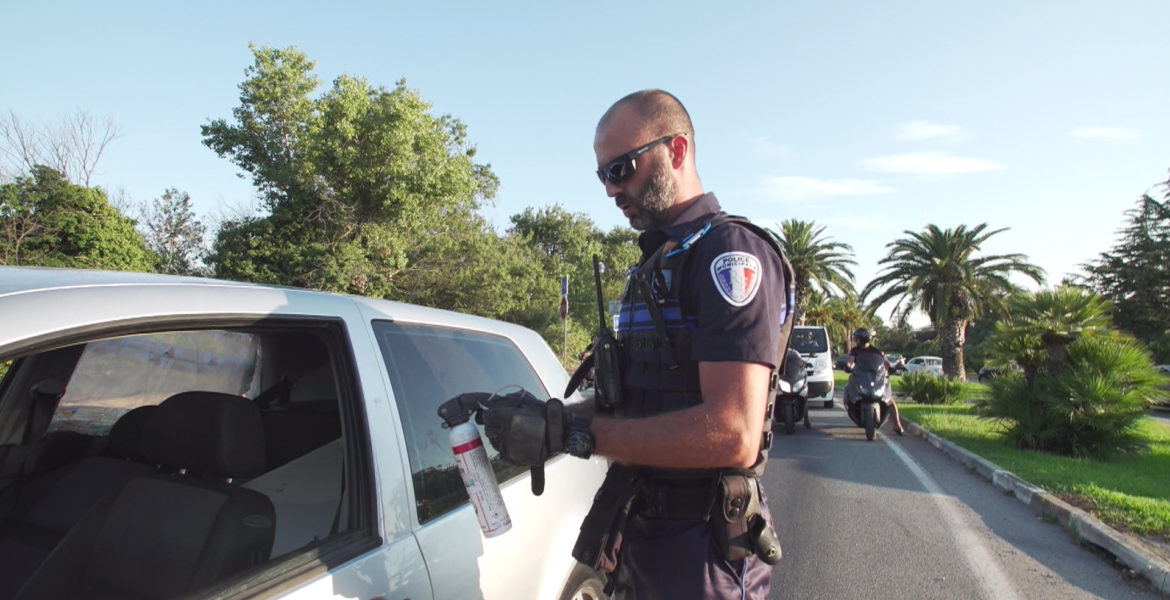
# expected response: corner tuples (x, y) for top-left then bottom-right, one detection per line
(105, 405), (157, 462)
(143, 391), (266, 478)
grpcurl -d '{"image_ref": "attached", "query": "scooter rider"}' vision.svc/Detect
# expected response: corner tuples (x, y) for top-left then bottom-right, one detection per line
(845, 328), (905, 435)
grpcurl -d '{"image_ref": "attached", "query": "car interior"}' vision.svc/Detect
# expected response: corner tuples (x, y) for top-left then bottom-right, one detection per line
(0, 323), (362, 599)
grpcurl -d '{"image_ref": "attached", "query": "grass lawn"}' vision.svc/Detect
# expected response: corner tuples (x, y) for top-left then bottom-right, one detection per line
(833, 369), (1170, 540)
(900, 402), (1170, 540)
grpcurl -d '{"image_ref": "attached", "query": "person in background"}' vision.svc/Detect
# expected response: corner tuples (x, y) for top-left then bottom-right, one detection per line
(845, 328), (905, 435)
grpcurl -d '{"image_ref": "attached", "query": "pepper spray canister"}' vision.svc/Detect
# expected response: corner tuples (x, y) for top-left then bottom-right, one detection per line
(449, 420), (512, 537)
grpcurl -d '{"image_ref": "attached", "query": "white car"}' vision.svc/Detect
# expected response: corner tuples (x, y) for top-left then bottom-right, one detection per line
(0, 267), (609, 600)
(789, 325), (834, 408)
(905, 355), (945, 376)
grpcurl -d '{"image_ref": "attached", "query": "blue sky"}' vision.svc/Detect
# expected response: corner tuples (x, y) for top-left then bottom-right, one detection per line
(4, 1), (1168, 321)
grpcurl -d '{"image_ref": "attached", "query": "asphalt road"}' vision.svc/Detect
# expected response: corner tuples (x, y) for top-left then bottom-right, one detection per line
(760, 398), (1163, 600)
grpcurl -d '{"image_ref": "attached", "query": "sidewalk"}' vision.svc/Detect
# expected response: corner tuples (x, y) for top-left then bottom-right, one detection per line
(903, 418), (1170, 596)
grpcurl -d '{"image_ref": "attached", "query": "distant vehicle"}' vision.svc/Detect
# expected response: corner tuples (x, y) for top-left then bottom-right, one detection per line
(886, 353), (907, 375)
(1154, 365), (1170, 410)
(978, 363), (1022, 382)
(905, 355), (944, 376)
(789, 325), (834, 408)
(834, 354), (850, 370)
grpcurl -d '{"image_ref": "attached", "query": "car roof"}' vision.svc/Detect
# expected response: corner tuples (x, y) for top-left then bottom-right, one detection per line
(0, 266), (543, 353)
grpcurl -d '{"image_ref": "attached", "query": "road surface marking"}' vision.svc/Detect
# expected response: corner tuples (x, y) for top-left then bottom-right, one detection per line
(887, 437), (1020, 600)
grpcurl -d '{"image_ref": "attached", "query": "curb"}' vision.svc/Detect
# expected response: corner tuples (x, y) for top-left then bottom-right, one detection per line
(903, 419), (1170, 596)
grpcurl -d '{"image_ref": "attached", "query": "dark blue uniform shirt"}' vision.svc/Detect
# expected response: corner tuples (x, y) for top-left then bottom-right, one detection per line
(633, 192), (789, 369)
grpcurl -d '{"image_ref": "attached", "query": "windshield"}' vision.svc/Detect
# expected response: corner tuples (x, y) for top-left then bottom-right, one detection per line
(853, 352), (887, 373)
(790, 328), (828, 354)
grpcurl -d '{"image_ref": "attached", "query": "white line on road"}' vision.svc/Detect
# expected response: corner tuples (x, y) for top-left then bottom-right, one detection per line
(886, 437), (1020, 600)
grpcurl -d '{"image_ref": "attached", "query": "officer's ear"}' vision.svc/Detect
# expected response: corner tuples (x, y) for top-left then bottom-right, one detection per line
(666, 134), (688, 169)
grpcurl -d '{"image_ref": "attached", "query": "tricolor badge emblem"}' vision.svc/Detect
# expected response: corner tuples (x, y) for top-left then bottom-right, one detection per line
(711, 251), (762, 307)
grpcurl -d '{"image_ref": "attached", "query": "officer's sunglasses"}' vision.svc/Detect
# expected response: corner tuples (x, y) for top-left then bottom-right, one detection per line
(595, 135), (676, 185)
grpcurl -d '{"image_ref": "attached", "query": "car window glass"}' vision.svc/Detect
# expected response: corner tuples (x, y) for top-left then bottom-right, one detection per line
(790, 328), (828, 353)
(374, 321), (544, 524)
(49, 331), (260, 436)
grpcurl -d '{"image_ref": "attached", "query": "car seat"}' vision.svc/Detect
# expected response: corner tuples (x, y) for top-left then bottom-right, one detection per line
(13, 392), (275, 600)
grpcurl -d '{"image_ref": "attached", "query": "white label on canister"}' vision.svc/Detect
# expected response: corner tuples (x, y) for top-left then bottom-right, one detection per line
(453, 435), (512, 537)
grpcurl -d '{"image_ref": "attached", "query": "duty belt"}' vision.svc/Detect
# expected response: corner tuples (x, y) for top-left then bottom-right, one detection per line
(634, 475), (719, 521)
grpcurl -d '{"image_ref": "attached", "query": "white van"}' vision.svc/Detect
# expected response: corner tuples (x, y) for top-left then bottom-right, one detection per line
(790, 325), (835, 408)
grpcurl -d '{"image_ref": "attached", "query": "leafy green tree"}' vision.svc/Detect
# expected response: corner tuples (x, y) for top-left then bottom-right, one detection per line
(141, 188), (209, 276)
(874, 322), (916, 354)
(509, 205), (602, 328)
(768, 219), (856, 325)
(506, 205), (641, 358)
(0, 166), (154, 271)
(1081, 178), (1170, 361)
(202, 45), (499, 301)
(861, 223), (1045, 380)
(398, 214), (546, 323)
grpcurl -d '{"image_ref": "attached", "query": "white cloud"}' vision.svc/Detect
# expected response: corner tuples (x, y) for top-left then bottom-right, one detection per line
(861, 152), (1004, 175)
(752, 176), (895, 202)
(750, 136), (793, 160)
(893, 121), (968, 143)
(1069, 126), (1141, 141)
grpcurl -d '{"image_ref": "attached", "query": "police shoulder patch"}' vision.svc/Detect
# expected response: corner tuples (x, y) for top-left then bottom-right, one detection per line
(710, 251), (762, 307)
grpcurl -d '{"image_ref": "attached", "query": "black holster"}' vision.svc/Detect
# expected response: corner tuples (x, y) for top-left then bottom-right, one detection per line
(711, 475), (782, 565)
(592, 333), (624, 411)
(572, 464), (639, 574)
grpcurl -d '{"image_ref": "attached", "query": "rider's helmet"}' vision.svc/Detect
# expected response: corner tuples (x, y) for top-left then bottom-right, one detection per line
(852, 328), (872, 346)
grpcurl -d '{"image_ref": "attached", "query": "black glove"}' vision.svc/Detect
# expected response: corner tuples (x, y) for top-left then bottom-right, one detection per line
(478, 390), (568, 467)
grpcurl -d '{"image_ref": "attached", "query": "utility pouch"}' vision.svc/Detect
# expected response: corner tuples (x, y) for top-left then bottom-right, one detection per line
(572, 464), (639, 574)
(711, 475), (782, 565)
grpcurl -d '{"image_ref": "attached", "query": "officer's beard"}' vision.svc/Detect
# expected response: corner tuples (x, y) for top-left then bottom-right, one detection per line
(622, 165), (676, 231)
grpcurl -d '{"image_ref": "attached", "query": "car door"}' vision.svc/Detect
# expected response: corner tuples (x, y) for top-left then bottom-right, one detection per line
(365, 315), (605, 600)
(0, 279), (431, 600)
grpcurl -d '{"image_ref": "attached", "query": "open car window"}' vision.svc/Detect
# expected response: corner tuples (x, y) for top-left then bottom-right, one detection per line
(0, 322), (375, 598)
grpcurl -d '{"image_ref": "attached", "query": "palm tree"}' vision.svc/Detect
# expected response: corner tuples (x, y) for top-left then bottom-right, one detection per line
(861, 223), (1045, 380)
(801, 291), (871, 355)
(995, 286), (1112, 384)
(769, 219), (857, 325)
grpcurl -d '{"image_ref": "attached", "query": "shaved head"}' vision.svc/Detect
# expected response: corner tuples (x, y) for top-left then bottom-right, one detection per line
(597, 89), (695, 145)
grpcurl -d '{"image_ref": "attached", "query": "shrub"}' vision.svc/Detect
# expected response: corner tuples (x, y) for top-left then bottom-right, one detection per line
(896, 371), (966, 404)
(978, 334), (1161, 458)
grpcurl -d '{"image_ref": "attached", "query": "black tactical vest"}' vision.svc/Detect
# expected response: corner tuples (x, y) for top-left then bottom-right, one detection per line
(615, 213), (796, 464)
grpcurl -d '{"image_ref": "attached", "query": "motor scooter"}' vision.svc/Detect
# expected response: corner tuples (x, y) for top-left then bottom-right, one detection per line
(772, 348), (810, 435)
(844, 352), (893, 441)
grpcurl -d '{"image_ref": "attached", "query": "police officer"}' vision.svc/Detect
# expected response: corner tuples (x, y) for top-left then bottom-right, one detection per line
(481, 89), (792, 600)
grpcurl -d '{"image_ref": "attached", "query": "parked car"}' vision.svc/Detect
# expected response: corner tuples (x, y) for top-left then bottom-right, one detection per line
(834, 354), (851, 370)
(1155, 364), (1170, 393)
(790, 325), (835, 408)
(0, 267), (609, 600)
(978, 363), (1022, 382)
(904, 355), (944, 376)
